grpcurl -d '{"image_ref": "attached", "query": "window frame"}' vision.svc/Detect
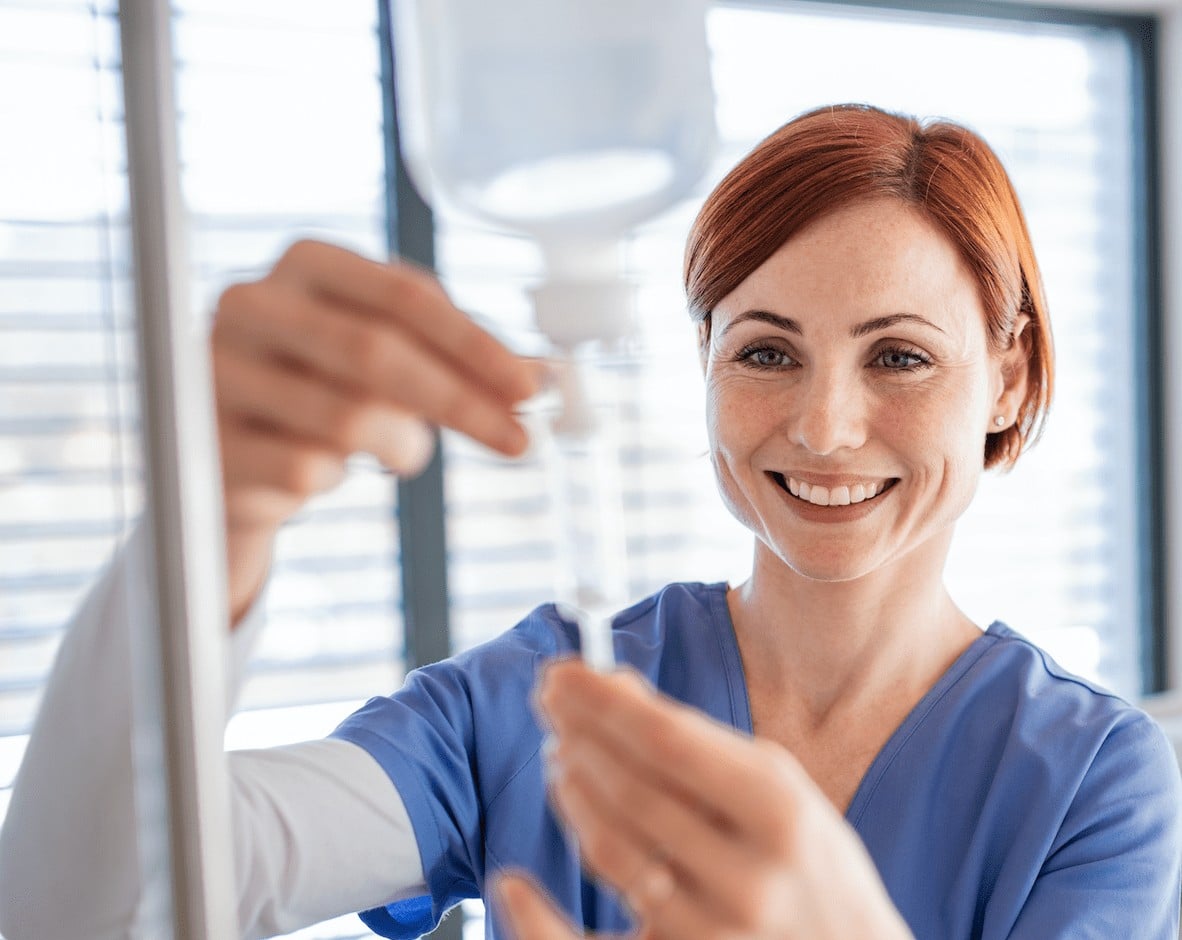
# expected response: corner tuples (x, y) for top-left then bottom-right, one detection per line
(802, 3), (1164, 696)
(378, 0), (1171, 698)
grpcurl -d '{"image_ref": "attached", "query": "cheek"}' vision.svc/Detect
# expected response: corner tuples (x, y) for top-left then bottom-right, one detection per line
(894, 386), (988, 506)
(704, 381), (770, 529)
(886, 376), (990, 457)
(705, 378), (757, 454)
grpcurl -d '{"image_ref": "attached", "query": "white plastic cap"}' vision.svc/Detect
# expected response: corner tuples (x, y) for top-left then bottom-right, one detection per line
(529, 277), (636, 350)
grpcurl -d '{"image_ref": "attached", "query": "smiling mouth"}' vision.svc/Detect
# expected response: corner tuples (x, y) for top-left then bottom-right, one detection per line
(770, 472), (899, 507)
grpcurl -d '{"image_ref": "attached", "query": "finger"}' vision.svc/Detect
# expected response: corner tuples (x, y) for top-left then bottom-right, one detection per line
(548, 775), (739, 940)
(215, 279), (530, 456)
(540, 662), (818, 846)
(493, 873), (586, 940)
(551, 729), (765, 923)
(218, 422), (347, 529)
(546, 765), (679, 919)
(215, 344), (435, 476)
(270, 240), (537, 403)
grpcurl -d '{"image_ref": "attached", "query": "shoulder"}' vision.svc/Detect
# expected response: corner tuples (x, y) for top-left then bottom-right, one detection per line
(337, 581), (730, 735)
(330, 581), (732, 834)
(972, 622), (1153, 736)
(967, 621), (1180, 819)
(874, 620), (1181, 835)
(864, 623), (1181, 935)
(971, 627), (1182, 933)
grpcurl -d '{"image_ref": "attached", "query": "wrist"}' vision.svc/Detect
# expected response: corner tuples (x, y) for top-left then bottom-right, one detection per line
(225, 524), (277, 629)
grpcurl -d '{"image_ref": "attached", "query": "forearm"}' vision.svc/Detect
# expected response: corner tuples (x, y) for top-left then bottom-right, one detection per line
(0, 524), (261, 938)
(0, 522), (428, 940)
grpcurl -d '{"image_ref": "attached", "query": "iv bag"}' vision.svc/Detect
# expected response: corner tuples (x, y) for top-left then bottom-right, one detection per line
(392, 0), (717, 347)
(392, 0), (716, 243)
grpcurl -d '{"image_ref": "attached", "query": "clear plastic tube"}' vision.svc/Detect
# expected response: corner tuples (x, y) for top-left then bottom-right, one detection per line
(544, 357), (627, 671)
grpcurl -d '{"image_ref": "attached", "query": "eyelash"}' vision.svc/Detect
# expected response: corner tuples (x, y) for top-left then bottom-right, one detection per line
(873, 346), (933, 373)
(733, 343), (934, 373)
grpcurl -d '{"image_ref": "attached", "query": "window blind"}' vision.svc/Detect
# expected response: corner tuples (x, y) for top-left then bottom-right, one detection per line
(0, 0), (140, 827)
(0, 7), (402, 909)
(172, 0), (404, 749)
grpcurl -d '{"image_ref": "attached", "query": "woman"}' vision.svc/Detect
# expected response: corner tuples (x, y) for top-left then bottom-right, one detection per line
(0, 105), (1178, 940)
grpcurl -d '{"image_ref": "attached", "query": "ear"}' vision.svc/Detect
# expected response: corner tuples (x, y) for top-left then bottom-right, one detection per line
(991, 314), (1032, 428)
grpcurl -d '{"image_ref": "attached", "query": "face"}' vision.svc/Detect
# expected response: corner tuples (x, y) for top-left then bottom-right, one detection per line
(704, 197), (1024, 584)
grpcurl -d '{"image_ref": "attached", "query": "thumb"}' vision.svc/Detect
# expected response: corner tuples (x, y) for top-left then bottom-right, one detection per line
(493, 872), (584, 940)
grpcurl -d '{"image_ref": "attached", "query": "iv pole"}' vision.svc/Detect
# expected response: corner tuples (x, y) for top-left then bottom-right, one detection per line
(118, 0), (238, 936)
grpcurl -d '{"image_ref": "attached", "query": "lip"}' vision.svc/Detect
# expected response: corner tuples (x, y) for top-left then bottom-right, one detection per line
(767, 472), (898, 523)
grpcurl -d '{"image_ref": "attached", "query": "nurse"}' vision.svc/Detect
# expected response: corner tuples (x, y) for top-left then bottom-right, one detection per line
(1, 104), (1179, 940)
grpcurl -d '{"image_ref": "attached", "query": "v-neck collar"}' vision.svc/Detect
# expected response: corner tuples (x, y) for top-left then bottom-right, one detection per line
(701, 582), (1002, 825)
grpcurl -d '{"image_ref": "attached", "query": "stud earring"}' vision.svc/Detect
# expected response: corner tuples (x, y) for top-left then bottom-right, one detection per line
(994, 415), (1006, 428)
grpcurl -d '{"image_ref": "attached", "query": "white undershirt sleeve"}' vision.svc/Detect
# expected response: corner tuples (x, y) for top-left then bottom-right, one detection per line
(0, 523), (427, 940)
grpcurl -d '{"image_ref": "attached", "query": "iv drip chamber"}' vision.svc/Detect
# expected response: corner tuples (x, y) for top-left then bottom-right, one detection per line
(543, 357), (629, 672)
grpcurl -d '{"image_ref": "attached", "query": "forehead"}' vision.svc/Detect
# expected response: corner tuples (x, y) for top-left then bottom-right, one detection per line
(715, 197), (984, 335)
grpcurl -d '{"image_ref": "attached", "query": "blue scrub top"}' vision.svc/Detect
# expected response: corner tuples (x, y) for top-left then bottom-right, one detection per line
(331, 582), (1182, 939)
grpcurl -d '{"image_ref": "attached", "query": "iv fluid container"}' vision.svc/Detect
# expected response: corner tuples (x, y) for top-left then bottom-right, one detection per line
(391, 1), (718, 668)
(391, 0), (717, 348)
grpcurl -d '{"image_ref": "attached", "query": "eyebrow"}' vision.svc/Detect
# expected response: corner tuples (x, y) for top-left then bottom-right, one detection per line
(719, 310), (946, 338)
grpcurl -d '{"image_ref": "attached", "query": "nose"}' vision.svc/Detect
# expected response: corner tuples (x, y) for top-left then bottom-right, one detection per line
(789, 369), (868, 456)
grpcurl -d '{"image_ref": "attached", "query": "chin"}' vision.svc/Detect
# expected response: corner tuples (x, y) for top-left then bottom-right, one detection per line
(762, 538), (888, 584)
(788, 557), (882, 584)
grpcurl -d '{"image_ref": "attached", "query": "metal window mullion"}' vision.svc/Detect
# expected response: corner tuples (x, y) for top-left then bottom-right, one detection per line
(118, 0), (237, 936)
(376, 0), (453, 676)
(377, 4), (464, 939)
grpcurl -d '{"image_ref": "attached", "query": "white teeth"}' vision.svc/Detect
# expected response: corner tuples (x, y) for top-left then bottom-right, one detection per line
(784, 476), (890, 507)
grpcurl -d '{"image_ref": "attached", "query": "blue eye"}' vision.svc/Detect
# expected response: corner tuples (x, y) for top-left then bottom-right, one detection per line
(876, 347), (931, 371)
(737, 345), (795, 370)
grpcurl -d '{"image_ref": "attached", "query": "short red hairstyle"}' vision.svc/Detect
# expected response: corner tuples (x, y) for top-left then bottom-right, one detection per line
(683, 104), (1053, 469)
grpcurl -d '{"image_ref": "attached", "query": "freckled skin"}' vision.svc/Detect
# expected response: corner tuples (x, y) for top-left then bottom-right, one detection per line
(704, 197), (1020, 585)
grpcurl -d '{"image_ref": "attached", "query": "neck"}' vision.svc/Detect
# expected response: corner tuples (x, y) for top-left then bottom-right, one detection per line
(728, 530), (979, 725)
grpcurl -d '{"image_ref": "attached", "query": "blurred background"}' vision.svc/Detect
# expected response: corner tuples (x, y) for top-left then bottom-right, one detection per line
(2, 0), (1180, 937)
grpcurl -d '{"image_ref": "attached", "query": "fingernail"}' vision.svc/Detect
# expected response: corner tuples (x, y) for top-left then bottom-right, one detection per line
(541, 733), (559, 762)
(541, 734), (565, 781)
(502, 420), (530, 457)
(543, 749), (566, 786)
(398, 421), (437, 477)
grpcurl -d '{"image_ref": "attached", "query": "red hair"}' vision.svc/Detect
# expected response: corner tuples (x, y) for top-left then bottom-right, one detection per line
(684, 104), (1053, 469)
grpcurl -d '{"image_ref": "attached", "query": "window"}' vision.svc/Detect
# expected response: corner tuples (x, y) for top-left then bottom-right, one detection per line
(0, 9), (400, 930)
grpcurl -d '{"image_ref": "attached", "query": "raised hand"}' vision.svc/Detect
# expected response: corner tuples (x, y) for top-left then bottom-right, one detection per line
(210, 239), (539, 622)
